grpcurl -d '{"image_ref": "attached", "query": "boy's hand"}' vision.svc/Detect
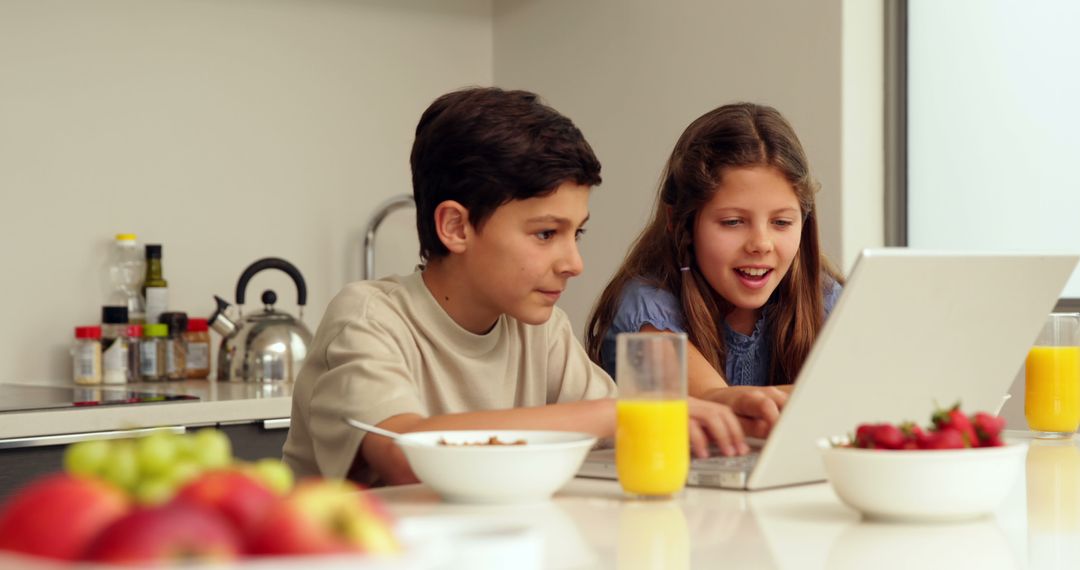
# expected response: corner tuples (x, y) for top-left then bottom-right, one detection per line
(702, 386), (789, 439)
(687, 397), (749, 458)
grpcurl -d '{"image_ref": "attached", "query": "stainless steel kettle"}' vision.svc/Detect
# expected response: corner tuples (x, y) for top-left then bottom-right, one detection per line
(208, 258), (314, 383)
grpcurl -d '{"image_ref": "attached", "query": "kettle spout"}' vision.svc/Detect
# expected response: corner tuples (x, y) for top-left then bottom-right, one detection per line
(209, 295), (239, 338)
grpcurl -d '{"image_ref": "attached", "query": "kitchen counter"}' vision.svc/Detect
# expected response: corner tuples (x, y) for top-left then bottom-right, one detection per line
(0, 381), (291, 443)
(371, 431), (1078, 569)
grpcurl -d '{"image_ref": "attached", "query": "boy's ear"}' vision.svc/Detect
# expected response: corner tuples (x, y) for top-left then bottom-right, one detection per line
(433, 200), (470, 254)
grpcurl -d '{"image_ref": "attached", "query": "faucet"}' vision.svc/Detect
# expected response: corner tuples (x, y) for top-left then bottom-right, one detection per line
(363, 194), (415, 280)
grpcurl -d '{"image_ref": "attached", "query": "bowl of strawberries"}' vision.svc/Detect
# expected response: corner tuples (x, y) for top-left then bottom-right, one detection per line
(819, 403), (1026, 522)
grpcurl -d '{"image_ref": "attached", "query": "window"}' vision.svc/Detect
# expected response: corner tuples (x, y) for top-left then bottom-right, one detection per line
(898, 0), (1080, 300)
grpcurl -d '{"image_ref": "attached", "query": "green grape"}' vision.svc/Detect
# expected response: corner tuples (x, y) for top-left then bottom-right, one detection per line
(135, 431), (178, 477)
(133, 477), (175, 505)
(173, 433), (198, 460)
(63, 439), (112, 477)
(164, 459), (202, 489)
(101, 440), (139, 490)
(251, 458), (294, 495)
(191, 428), (232, 469)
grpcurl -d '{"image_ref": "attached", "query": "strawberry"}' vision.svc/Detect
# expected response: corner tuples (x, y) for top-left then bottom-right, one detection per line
(923, 427), (966, 450)
(872, 423), (905, 450)
(852, 423), (904, 449)
(854, 424), (877, 449)
(899, 422), (927, 450)
(971, 412), (1006, 447)
(932, 403), (977, 448)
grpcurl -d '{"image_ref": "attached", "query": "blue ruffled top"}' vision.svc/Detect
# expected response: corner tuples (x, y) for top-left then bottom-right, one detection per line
(600, 277), (842, 386)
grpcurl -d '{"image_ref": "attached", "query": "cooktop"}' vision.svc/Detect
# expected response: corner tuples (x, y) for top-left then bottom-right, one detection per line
(0, 384), (199, 413)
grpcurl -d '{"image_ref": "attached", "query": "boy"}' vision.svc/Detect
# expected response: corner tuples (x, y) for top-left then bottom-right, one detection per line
(283, 87), (746, 485)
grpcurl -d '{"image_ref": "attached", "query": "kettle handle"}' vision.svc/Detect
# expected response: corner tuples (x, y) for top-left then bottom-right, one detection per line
(235, 257), (308, 306)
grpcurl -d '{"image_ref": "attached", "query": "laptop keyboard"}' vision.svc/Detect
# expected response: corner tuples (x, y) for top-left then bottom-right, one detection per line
(694, 451), (760, 471)
(577, 446), (762, 488)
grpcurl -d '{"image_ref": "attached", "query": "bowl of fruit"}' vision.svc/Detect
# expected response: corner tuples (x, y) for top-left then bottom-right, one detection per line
(0, 428), (407, 568)
(819, 403), (1026, 522)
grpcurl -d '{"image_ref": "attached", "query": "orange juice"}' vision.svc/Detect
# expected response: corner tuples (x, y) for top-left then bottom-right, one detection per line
(616, 399), (689, 496)
(1025, 346), (1080, 433)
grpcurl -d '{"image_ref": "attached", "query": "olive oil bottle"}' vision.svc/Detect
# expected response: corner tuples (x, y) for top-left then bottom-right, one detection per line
(143, 244), (169, 325)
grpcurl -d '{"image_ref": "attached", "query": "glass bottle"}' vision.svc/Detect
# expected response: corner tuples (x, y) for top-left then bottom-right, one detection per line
(184, 318), (211, 380)
(143, 244), (168, 325)
(159, 312), (188, 381)
(107, 234), (146, 324)
(126, 324), (143, 383)
(72, 326), (102, 385)
(101, 306), (129, 385)
(140, 324), (168, 382)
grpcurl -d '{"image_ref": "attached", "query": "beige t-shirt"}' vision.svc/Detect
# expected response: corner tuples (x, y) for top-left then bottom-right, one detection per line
(282, 271), (617, 481)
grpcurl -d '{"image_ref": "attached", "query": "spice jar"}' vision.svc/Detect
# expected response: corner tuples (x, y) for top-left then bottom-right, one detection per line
(126, 324), (143, 383)
(140, 324), (168, 381)
(159, 312), (188, 381)
(184, 318), (211, 379)
(72, 326), (102, 385)
(101, 306), (129, 385)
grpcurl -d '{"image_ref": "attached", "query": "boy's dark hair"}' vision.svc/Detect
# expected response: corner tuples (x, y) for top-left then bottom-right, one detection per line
(410, 87), (601, 261)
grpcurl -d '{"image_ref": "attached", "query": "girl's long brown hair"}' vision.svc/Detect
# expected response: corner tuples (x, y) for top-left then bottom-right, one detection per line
(585, 103), (843, 386)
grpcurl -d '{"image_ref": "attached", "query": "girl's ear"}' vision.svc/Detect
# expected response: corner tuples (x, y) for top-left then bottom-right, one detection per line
(433, 200), (470, 254)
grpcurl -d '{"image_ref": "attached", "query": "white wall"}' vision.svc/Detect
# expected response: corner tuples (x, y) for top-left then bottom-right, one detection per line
(842, 0), (885, 273)
(0, 0), (492, 383)
(493, 0), (884, 337)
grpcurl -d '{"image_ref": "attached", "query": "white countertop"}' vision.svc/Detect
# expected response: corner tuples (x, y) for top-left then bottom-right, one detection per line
(0, 381), (291, 441)
(372, 432), (1080, 570)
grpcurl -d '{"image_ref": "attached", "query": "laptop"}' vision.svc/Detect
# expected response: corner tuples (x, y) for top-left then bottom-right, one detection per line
(577, 249), (1078, 490)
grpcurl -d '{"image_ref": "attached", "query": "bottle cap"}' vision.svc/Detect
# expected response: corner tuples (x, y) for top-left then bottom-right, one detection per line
(187, 318), (209, 333)
(115, 233), (137, 242)
(144, 324), (169, 337)
(159, 312), (188, 334)
(75, 326), (102, 340)
(145, 244), (162, 259)
(126, 325), (143, 337)
(101, 306), (129, 325)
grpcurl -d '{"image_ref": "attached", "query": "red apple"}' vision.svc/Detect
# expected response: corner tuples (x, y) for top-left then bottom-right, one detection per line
(0, 474), (129, 561)
(248, 479), (400, 556)
(172, 469), (277, 539)
(83, 503), (242, 564)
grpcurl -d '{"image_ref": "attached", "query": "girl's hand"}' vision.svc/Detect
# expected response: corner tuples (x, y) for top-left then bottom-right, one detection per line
(703, 386), (789, 439)
(687, 397), (750, 458)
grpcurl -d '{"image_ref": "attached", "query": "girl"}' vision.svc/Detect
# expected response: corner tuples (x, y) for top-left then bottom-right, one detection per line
(586, 103), (843, 437)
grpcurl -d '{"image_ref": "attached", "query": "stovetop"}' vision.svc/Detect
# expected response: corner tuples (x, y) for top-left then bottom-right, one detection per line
(0, 384), (199, 413)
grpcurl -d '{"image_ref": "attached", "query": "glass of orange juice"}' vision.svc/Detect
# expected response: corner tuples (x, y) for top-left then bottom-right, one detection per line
(615, 332), (689, 498)
(1025, 312), (1080, 438)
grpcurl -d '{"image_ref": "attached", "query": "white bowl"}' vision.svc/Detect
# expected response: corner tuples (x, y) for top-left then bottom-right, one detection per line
(395, 430), (597, 504)
(818, 438), (1027, 522)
